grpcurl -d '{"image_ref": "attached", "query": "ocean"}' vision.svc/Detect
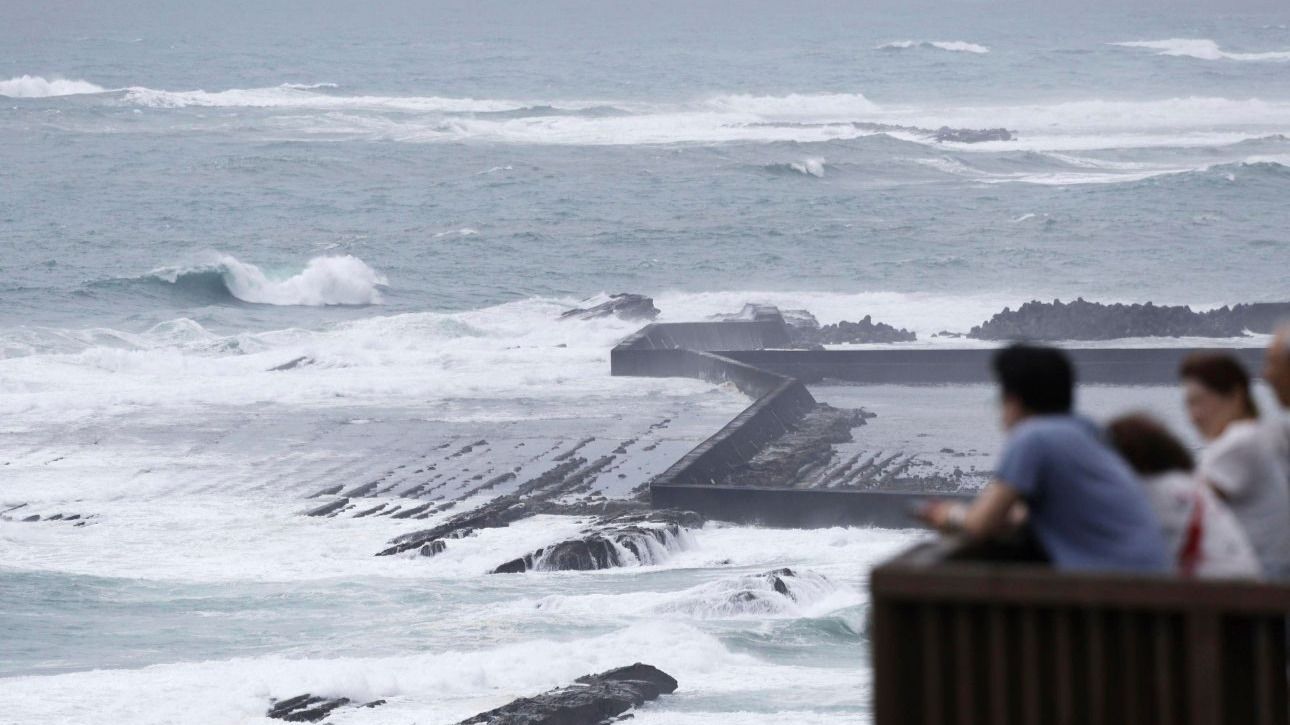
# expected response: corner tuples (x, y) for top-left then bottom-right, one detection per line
(2, 1), (1289, 722)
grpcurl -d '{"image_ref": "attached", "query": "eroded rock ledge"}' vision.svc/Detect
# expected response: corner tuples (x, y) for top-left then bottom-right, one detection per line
(458, 663), (678, 725)
(493, 510), (703, 573)
(560, 293), (660, 321)
(266, 694), (385, 722)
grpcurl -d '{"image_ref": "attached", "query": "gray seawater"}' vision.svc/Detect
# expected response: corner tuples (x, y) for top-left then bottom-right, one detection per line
(2, 1), (1289, 723)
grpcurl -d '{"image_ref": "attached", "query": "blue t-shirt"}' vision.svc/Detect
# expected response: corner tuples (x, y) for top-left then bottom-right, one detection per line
(996, 415), (1169, 573)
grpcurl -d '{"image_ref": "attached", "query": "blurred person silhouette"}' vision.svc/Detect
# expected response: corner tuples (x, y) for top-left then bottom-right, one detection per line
(1108, 414), (1260, 578)
(920, 344), (1168, 573)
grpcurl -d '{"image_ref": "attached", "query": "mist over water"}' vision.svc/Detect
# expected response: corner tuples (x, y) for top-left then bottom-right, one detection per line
(2, 1), (1289, 722)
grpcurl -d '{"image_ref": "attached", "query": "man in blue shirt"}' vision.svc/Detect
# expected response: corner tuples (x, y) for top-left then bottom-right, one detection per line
(921, 344), (1169, 573)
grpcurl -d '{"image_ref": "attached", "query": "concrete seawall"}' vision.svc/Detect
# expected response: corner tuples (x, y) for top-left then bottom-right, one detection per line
(611, 315), (1264, 528)
(723, 347), (1265, 385)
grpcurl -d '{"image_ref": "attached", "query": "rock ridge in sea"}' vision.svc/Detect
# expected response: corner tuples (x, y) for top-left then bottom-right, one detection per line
(266, 694), (385, 722)
(457, 663), (678, 725)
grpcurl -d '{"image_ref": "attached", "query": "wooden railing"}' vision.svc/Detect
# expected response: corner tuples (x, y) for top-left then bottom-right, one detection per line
(871, 539), (1290, 725)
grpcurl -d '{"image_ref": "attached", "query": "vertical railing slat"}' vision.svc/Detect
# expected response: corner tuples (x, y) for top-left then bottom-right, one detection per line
(922, 604), (944, 725)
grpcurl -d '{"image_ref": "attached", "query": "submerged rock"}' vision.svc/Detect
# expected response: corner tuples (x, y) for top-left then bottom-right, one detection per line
(560, 293), (660, 322)
(492, 509), (702, 573)
(269, 355), (314, 372)
(457, 663), (677, 725)
(266, 694), (385, 723)
(934, 126), (1014, 143)
(377, 494), (534, 556)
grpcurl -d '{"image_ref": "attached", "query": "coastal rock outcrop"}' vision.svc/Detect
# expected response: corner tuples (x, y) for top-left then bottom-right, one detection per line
(560, 294), (660, 322)
(457, 663), (677, 725)
(796, 316), (917, 345)
(968, 298), (1249, 340)
(492, 509), (702, 573)
(714, 304), (917, 345)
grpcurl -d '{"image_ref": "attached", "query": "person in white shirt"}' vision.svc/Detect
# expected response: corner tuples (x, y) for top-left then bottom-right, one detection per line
(1180, 353), (1290, 579)
(1108, 414), (1260, 579)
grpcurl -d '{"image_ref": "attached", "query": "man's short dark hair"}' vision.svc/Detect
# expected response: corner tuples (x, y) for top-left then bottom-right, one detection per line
(991, 344), (1074, 414)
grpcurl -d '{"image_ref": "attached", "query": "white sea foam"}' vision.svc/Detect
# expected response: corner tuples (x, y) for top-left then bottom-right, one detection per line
(0, 619), (865, 724)
(20, 76), (1290, 151)
(122, 83), (533, 112)
(788, 157), (826, 177)
(878, 40), (991, 54)
(153, 253), (387, 306)
(701, 92), (880, 119)
(0, 74), (107, 97)
(1113, 38), (1290, 62)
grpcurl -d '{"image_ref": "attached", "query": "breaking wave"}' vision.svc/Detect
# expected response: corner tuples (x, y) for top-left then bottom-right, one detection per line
(765, 158), (827, 177)
(145, 254), (388, 306)
(1112, 39), (1290, 62)
(0, 75), (107, 98)
(878, 40), (991, 54)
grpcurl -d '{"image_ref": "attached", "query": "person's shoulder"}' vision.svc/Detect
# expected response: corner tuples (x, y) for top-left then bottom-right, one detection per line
(1212, 420), (1268, 454)
(1010, 415), (1090, 443)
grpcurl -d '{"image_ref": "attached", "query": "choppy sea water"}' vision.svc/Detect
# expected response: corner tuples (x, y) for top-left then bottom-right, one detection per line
(3, 1), (1290, 722)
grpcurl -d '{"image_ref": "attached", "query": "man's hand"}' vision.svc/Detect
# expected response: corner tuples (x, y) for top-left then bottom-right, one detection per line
(917, 499), (967, 532)
(918, 482), (1020, 539)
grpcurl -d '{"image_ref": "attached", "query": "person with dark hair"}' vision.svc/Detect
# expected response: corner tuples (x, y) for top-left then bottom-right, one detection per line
(921, 344), (1168, 573)
(1181, 352), (1290, 578)
(1107, 414), (1260, 578)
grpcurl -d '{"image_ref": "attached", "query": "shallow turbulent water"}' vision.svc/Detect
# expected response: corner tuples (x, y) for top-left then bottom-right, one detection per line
(2, 1), (1290, 722)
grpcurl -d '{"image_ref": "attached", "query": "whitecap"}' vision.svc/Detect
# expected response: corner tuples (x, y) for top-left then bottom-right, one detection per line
(878, 40), (991, 54)
(0, 75), (107, 98)
(1112, 38), (1290, 62)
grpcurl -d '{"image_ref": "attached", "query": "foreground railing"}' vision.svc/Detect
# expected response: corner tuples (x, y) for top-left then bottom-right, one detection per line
(871, 539), (1290, 725)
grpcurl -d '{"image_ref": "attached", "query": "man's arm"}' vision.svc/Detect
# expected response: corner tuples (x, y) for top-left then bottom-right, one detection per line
(920, 481), (1021, 539)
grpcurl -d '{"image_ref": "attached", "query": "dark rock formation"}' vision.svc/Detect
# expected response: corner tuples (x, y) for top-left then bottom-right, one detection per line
(714, 304), (916, 345)
(305, 498), (349, 517)
(457, 663), (677, 725)
(419, 540), (446, 557)
(377, 494), (534, 556)
(560, 294), (660, 322)
(266, 694), (385, 723)
(269, 356), (314, 372)
(968, 298), (1250, 341)
(934, 126), (1014, 143)
(799, 316), (917, 345)
(712, 404), (871, 488)
(1209, 302), (1290, 334)
(492, 509), (702, 574)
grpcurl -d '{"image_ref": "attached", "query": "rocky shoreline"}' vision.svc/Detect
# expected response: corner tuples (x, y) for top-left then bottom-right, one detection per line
(562, 295), (1290, 342)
